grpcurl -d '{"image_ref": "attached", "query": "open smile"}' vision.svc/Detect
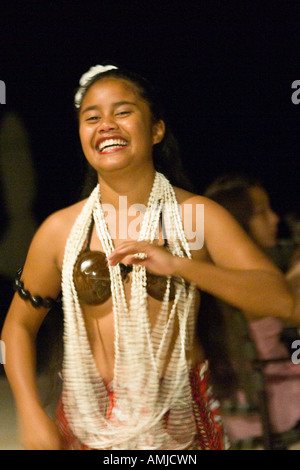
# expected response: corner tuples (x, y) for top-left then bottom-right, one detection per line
(96, 138), (128, 154)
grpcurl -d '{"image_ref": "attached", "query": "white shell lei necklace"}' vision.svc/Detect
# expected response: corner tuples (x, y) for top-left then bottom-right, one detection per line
(61, 172), (197, 449)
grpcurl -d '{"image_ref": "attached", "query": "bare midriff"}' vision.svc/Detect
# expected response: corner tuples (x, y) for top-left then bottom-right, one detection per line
(81, 282), (203, 383)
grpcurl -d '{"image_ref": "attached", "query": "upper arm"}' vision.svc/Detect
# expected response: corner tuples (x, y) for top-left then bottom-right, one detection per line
(3, 210), (68, 336)
(185, 195), (280, 273)
(21, 212), (65, 297)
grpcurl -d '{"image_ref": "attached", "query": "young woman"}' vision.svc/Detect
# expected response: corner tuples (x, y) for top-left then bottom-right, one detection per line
(1, 66), (296, 450)
(205, 174), (300, 441)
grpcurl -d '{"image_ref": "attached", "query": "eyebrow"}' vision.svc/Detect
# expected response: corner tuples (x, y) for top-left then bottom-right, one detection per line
(80, 101), (137, 115)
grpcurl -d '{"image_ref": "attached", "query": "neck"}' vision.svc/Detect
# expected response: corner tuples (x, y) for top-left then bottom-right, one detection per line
(97, 165), (157, 207)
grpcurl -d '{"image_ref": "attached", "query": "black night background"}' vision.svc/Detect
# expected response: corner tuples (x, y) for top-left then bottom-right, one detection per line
(1, 0), (300, 310)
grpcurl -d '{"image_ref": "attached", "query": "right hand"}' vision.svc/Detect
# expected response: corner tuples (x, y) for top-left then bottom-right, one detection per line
(18, 407), (64, 450)
(108, 240), (178, 276)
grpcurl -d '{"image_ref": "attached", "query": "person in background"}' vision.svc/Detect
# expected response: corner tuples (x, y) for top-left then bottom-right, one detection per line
(205, 174), (300, 442)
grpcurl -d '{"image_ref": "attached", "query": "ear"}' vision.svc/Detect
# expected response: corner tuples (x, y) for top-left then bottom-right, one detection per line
(152, 120), (165, 145)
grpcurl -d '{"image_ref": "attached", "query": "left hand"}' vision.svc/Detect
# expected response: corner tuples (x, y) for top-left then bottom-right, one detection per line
(108, 241), (177, 276)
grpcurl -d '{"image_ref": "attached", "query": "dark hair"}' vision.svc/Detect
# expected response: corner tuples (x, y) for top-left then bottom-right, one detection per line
(204, 174), (263, 232)
(200, 173), (269, 400)
(196, 292), (238, 400)
(75, 66), (194, 196)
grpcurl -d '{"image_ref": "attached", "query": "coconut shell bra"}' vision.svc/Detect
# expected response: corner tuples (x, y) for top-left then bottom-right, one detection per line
(73, 219), (177, 305)
(14, 218), (184, 308)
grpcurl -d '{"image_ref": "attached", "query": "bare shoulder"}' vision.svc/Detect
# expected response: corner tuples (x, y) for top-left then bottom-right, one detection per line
(173, 185), (231, 227)
(173, 187), (246, 242)
(173, 186), (202, 205)
(173, 186), (244, 224)
(25, 199), (88, 271)
(172, 187), (214, 260)
(172, 186), (275, 269)
(37, 199), (88, 239)
(173, 186), (216, 208)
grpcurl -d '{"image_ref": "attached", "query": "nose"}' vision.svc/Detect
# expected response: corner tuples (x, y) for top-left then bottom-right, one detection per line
(98, 115), (118, 132)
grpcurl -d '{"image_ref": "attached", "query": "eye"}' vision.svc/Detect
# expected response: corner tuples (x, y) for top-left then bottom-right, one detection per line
(86, 115), (100, 122)
(116, 110), (131, 117)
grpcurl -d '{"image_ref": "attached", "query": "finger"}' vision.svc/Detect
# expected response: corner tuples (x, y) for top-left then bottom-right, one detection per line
(108, 242), (149, 264)
(125, 255), (148, 266)
(108, 252), (148, 266)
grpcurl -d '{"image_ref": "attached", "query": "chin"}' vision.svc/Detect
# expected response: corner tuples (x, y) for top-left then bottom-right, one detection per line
(91, 158), (129, 173)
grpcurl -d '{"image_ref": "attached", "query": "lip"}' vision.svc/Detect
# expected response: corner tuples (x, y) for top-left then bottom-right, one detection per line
(95, 135), (129, 154)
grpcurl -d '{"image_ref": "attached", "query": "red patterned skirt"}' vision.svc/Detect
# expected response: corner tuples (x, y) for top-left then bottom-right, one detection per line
(55, 361), (227, 450)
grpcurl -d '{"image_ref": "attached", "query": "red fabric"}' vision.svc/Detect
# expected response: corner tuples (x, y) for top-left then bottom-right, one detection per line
(189, 365), (226, 450)
(55, 362), (226, 450)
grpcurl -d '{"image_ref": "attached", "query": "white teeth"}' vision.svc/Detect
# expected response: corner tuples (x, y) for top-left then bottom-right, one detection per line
(98, 139), (127, 152)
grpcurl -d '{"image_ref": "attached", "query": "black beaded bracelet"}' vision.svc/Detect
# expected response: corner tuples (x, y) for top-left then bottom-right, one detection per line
(13, 268), (61, 309)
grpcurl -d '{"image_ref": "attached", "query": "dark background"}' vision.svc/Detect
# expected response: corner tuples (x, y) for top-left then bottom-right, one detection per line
(1, 0), (300, 224)
(1, 0), (300, 367)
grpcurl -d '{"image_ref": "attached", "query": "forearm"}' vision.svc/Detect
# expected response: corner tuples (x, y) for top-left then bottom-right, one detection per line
(1, 319), (44, 415)
(173, 257), (293, 320)
(2, 315), (63, 450)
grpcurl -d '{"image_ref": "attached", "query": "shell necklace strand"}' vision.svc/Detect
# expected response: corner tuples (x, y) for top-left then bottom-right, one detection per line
(62, 172), (197, 450)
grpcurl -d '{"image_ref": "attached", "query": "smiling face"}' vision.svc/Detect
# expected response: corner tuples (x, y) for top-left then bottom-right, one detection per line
(78, 77), (165, 175)
(248, 186), (280, 248)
